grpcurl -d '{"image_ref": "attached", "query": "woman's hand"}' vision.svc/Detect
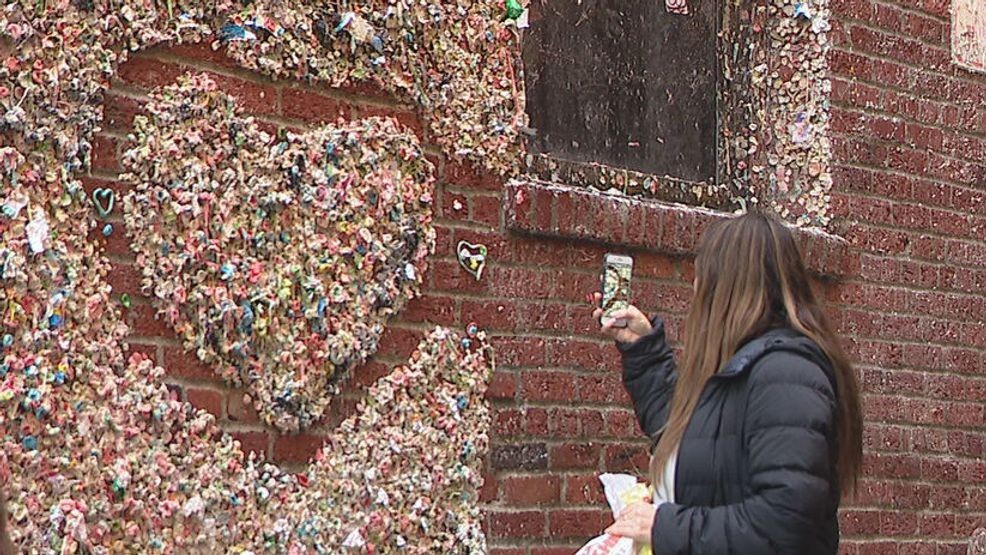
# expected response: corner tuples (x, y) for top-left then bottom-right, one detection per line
(589, 292), (652, 344)
(605, 501), (657, 546)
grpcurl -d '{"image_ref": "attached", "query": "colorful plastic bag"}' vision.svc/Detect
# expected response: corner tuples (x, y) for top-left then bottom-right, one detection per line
(575, 474), (654, 555)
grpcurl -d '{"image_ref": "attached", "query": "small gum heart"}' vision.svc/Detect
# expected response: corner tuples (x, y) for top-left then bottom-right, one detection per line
(456, 240), (488, 280)
(122, 74), (437, 432)
(91, 188), (115, 218)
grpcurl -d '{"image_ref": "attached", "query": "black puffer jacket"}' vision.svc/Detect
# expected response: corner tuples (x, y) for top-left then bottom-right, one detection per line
(619, 317), (841, 554)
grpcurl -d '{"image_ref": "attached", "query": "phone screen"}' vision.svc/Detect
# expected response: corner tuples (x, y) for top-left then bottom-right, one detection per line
(601, 254), (633, 324)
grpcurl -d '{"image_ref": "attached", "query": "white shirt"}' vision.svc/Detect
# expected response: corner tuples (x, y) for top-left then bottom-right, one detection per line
(652, 448), (678, 505)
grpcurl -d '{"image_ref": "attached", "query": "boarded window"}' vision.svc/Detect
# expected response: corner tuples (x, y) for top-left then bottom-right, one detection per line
(522, 0), (719, 184)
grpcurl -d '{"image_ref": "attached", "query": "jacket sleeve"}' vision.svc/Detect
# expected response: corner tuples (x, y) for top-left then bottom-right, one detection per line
(617, 316), (678, 440)
(650, 350), (837, 555)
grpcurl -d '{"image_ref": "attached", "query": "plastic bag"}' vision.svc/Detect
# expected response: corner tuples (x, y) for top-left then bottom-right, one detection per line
(575, 474), (654, 555)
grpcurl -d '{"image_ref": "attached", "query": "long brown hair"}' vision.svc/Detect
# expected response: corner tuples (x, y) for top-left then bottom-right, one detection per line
(650, 211), (862, 493)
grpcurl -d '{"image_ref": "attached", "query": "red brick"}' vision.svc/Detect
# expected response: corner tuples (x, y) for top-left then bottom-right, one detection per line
(603, 444), (649, 473)
(487, 267), (554, 299)
(510, 235), (607, 268)
(927, 485), (966, 510)
(479, 472), (497, 503)
(460, 300), (522, 332)
(106, 262), (144, 298)
(231, 431), (269, 457)
(565, 303), (598, 337)
(400, 294), (457, 325)
(321, 396), (358, 428)
(552, 270), (602, 304)
(520, 371), (576, 403)
(555, 190), (615, 241)
(89, 221), (133, 257)
(123, 342), (158, 364)
(470, 194), (502, 228)
(897, 541), (937, 555)
(862, 368), (923, 396)
(605, 409), (637, 437)
(91, 134), (120, 171)
(185, 387), (223, 418)
(636, 282), (693, 315)
(102, 93), (145, 131)
(841, 510), (881, 536)
(444, 159), (502, 191)
(548, 339), (612, 372)
(500, 474), (561, 505)
(486, 510), (545, 538)
(167, 42), (238, 68)
(352, 361), (391, 388)
(564, 474), (606, 505)
(357, 104), (425, 138)
(530, 185), (554, 231)
(524, 407), (549, 437)
(549, 442), (600, 469)
(549, 408), (581, 437)
(226, 389), (260, 423)
(375, 327), (422, 358)
(659, 208), (696, 254)
(843, 223), (910, 254)
(614, 198), (664, 246)
(117, 56), (184, 90)
(430, 259), (488, 295)
(281, 88), (351, 123)
(205, 73), (277, 116)
(334, 79), (397, 101)
(433, 224), (454, 254)
(490, 443), (548, 471)
(161, 346), (219, 382)
(493, 408), (524, 438)
(576, 374), (624, 404)
(486, 370), (517, 400)
(440, 189), (468, 218)
(578, 410), (606, 437)
(880, 510), (918, 536)
(547, 508), (611, 538)
(127, 303), (173, 338)
(493, 336), (547, 367)
(958, 461), (986, 483)
(272, 434), (325, 464)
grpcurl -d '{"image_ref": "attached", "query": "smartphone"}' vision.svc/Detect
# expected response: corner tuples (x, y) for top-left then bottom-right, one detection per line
(600, 253), (633, 328)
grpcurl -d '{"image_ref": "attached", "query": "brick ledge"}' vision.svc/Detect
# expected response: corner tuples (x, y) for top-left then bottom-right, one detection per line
(504, 179), (855, 280)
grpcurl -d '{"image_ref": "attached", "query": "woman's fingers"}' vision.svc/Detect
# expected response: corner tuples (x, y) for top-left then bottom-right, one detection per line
(606, 308), (631, 321)
(605, 503), (656, 544)
(593, 302), (650, 342)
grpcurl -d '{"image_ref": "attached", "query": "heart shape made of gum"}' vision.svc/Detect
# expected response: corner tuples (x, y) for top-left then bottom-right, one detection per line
(123, 74), (436, 432)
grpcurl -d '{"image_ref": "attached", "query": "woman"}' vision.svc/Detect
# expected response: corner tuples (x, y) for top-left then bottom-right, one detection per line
(594, 212), (862, 554)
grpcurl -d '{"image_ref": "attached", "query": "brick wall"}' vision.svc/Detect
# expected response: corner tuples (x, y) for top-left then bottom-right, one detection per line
(825, 0), (986, 553)
(93, 2), (984, 549)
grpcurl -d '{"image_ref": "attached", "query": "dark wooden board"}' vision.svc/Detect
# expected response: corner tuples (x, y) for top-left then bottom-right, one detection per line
(523, 0), (718, 183)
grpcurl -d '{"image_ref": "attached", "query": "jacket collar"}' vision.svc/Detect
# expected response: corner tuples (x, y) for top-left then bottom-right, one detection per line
(715, 327), (823, 378)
